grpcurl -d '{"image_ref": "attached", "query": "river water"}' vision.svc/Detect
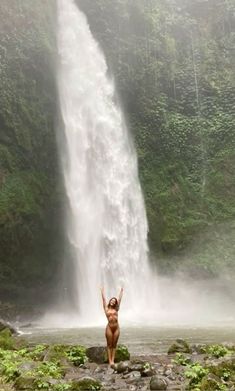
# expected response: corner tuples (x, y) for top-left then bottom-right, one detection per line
(23, 325), (235, 355)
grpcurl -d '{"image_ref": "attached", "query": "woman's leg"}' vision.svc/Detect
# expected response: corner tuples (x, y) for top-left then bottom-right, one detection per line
(105, 325), (113, 365)
(111, 327), (120, 365)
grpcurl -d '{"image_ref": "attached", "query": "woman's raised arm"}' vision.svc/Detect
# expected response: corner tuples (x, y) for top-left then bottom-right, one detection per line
(100, 287), (107, 312)
(118, 287), (124, 307)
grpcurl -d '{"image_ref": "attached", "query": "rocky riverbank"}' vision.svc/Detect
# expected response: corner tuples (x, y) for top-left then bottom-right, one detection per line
(0, 322), (235, 390)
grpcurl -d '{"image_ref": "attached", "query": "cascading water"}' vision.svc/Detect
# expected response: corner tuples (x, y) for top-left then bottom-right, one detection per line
(56, 0), (155, 325)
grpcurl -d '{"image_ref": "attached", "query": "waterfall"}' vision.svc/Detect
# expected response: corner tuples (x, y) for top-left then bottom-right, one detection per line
(56, 0), (154, 325)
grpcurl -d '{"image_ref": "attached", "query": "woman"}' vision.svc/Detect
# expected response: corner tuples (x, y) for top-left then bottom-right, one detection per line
(100, 286), (123, 367)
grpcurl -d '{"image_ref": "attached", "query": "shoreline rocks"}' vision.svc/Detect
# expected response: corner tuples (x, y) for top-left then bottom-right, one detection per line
(0, 334), (235, 391)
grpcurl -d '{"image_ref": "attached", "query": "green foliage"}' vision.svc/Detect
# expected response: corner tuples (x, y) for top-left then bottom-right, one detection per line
(115, 344), (130, 362)
(185, 363), (209, 388)
(36, 361), (62, 379)
(66, 346), (87, 367)
(78, 0), (235, 273)
(173, 353), (192, 366)
(206, 345), (229, 359)
(0, 348), (21, 381)
(0, 0), (61, 294)
(53, 384), (71, 391)
(0, 329), (14, 350)
(28, 344), (48, 361)
(0, 0), (235, 282)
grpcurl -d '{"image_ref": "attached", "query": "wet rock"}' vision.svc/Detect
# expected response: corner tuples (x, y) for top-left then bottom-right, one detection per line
(0, 328), (15, 350)
(191, 343), (207, 354)
(200, 373), (223, 390)
(168, 339), (192, 355)
(86, 345), (130, 364)
(116, 361), (130, 374)
(150, 375), (168, 390)
(141, 362), (156, 377)
(128, 360), (155, 377)
(18, 361), (38, 373)
(71, 376), (102, 390)
(0, 378), (15, 391)
(14, 376), (35, 390)
(0, 319), (17, 335)
(124, 371), (141, 384)
(86, 346), (106, 364)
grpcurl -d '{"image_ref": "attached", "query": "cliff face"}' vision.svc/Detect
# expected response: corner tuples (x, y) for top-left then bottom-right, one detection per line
(0, 1), (61, 300)
(77, 0), (235, 269)
(0, 0), (234, 300)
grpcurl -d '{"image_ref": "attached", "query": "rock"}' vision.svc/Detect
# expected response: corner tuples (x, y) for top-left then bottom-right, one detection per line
(168, 339), (192, 354)
(191, 343), (207, 354)
(0, 328), (15, 350)
(129, 360), (155, 377)
(14, 376), (36, 390)
(141, 362), (156, 377)
(200, 373), (223, 390)
(86, 345), (130, 364)
(124, 371), (141, 384)
(116, 361), (130, 374)
(71, 376), (101, 390)
(0, 377), (15, 391)
(86, 347), (106, 364)
(18, 361), (38, 373)
(0, 319), (17, 335)
(150, 375), (168, 390)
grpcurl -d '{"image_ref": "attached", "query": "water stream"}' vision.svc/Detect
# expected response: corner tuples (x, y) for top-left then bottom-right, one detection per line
(56, 0), (156, 325)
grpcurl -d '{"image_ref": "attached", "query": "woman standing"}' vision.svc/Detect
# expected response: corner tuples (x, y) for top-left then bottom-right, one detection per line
(100, 287), (124, 367)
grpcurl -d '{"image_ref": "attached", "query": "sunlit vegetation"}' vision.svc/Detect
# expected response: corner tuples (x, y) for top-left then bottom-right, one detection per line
(0, 0), (234, 299)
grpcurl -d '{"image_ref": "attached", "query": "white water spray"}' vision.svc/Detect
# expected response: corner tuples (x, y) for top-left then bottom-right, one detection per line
(56, 0), (155, 325)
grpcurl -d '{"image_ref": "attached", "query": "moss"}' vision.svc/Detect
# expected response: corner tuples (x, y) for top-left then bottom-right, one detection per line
(14, 375), (36, 390)
(168, 339), (192, 354)
(70, 377), (101, 391)
(209, 359), (235, 382)
(0, 377), (15, 391)
(0, 329), (14, 350)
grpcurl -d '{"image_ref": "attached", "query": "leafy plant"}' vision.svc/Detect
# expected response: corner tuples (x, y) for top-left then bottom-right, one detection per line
(173, 353), (192, 366)
(66, 346), (87, 366)
(206, 345), (229, 359)
(53, 384), (71, 391)
(36, 361), (62, 379)
(185, 363), (209, 387)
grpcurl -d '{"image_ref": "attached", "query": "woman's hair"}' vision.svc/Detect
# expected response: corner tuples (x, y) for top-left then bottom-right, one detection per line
(108, 297), (119, 311)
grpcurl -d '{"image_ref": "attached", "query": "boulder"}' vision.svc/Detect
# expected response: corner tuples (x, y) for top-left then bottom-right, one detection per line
(130, 360), (155, 377)
(124, 370), (141, 384)
(168, 339), (192, 354)
(86, 344), (130, 364)
(0, 319), (17, 335)
(116, 361), (130, 374)
(0, 328), (14, 350)
(14, 376), (36, 390)
(70, 376), (101, 390)
(150, 375), (168, 390)
(18, 361), (38, 373)
(86, 347), (106, 364)
(200, 374), (223, 390)
(0, 377), (15, 391)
